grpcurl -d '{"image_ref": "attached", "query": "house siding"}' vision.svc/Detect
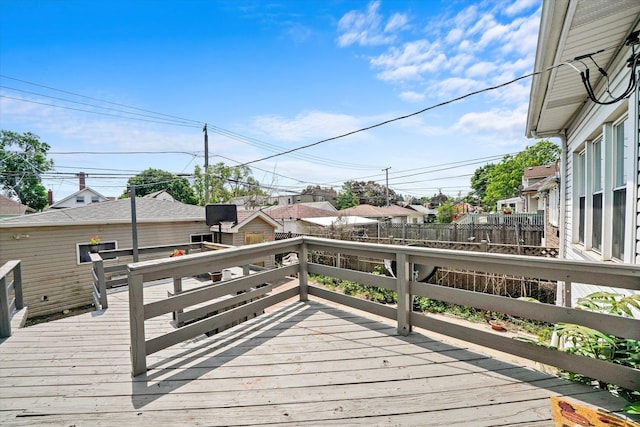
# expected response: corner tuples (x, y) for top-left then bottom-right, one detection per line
(0, 221), (211, 318)
(217, 216), (276, 268)
(558, 44), (639, 310)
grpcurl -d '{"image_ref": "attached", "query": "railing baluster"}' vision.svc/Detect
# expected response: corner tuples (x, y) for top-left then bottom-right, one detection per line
(129, 272), (146, 376)
(0, 275), (10, 338)
(14, 263), (23, 311)
(395, 252), (411, 336)
(299, 242), (308, 302)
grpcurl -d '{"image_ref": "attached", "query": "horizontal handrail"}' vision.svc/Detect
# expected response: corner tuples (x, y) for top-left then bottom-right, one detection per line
(0, 260), (24, 338)
(126, 237), (640, 391)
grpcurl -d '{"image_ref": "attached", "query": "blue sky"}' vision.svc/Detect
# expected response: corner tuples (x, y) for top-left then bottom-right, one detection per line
(0, 0), (542, 202)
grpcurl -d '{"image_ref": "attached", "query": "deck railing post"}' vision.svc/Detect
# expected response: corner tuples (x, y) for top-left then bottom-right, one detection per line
(14, 263), (23, 311)
(128, 272), (147, 376)
(0, 275), (10, 338)
(95, 257), (108, 309)
(396, 251), (411, 336)
(299, 242), (308, 302)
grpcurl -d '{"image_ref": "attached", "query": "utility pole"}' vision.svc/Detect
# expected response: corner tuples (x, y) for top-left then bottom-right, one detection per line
(382, 167), (391, 207)
(203, 124), (209, 204)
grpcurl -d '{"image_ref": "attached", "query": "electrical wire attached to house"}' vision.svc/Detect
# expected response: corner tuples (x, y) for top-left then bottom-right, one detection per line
(571, 30), (640, 105)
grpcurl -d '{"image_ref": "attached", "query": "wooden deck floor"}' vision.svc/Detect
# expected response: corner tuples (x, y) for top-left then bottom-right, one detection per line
(0, 280), (633, 426)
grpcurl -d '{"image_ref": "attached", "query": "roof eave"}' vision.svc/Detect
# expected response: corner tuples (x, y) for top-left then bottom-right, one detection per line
(526, 0), (571, 139)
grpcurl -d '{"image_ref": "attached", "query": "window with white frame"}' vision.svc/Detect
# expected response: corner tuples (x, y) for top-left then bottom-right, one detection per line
(576, 150), (586, 244)
(573, 115), (630, 261)
(591, 139), (603, 251)
(612, 117), (627, 261)
(76, 195), (85, 203)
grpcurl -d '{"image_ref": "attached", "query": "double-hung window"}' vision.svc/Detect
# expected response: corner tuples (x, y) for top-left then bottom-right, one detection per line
(612, 118), (627, 261)
(591, 140), (603, 251)
(576, 150), (586, 244)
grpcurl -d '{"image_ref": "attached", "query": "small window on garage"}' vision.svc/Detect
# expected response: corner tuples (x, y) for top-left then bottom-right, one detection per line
(190, 233), (214, 243)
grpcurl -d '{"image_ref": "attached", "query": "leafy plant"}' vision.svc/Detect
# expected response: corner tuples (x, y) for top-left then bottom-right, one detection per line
(553, 291), (640, 403)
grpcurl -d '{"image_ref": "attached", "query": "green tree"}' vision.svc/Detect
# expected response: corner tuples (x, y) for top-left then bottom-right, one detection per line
(0, 130), (54, 211)
(193, 162), (265, 205)
(469, 163), (495, 209)
(484, 140), (560, 209)
(336, 190), (359, 210)
(121, 168), (197, 205)
(342, 180), (397, 207)
(436, 201), (455, 223)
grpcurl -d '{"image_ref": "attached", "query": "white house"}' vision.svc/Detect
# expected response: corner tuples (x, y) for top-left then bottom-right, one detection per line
(49, 187), (110, 209)
(526, 0), (639, 308)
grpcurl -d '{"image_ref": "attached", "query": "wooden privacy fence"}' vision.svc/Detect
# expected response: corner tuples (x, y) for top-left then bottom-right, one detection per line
(377, 222), (544, 246)
(0, 260), (24, 338)
(126, 237), (640, 392)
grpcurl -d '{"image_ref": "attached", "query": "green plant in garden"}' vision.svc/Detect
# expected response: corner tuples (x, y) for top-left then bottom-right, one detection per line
(553, 292), (640, 404)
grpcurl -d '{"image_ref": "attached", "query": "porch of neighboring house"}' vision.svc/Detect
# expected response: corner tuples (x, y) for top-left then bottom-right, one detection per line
(0, 237), (638, 426)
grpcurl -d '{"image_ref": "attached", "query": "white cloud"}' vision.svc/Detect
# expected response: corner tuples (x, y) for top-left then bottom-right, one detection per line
(500, 13), (541, 56)
(453, 107), (528, 146)
(466, 61), (498, 78)
(399, 91), (425, 102)
(504, 0), (539, 16)
(370, 39), (446, 82)
(385, 12), (409, 33)
(251, 111), (366, 143)
(430, 77), (483, 98)
(445, 28), (464, 44)
(337, 1), (407, 47)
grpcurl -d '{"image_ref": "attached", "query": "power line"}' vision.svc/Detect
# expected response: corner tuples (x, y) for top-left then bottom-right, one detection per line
(238, 68), (559, 167)
(0, 75), (381, 171)
(0, 95), (202, 128)
(0, 74), (203, 125)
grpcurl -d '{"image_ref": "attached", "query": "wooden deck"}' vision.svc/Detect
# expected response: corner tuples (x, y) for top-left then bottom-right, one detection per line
(0, 279), (633, 426)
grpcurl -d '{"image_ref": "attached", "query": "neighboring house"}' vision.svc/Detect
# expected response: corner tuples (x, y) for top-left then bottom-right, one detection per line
(521, 163), (559, 213)
(215, 209), (280, 268)
(49, 187), (110, 209)
(495, 197), (524, 213)
(0, 194), (35, 218)
(229, 195), (270, 209)
(339, 204), (422, 224)
(526, 0), (639, 308)
(536, 173), (561, 248)
(270, 187), (338, 207)
(271, 194), (314, 206)
(142, 189), (175, 202)
(407, 205), (438, 223)
(264, 203), (337, 233)
(1, 199), (210, 318)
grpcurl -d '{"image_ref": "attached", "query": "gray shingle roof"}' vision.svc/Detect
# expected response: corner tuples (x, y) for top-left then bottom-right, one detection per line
(0, 198), (204, 227)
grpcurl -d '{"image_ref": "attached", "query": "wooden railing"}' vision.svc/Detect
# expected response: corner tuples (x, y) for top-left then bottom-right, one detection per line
(91, 243), (204, 310)
(126, 237), (640, 392)
(128, 238), (301, 375)
(0, 260), (24, 338)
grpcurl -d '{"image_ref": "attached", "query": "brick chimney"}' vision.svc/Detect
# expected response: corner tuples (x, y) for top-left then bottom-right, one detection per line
(48, 189), (53, 206)
(77, 172), (86, 190)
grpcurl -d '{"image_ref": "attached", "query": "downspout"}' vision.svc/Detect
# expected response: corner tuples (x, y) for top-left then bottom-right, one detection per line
(558, 131), (568, 261)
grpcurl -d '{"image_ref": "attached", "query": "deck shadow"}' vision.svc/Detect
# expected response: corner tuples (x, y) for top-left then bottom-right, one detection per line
(130, 298), (630, 416)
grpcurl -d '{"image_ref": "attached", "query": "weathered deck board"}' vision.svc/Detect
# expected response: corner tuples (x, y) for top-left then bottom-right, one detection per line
(0, 280), (634, 426)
